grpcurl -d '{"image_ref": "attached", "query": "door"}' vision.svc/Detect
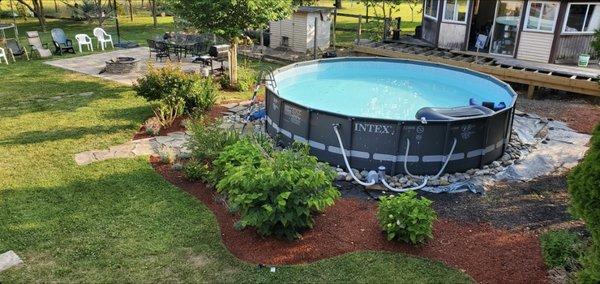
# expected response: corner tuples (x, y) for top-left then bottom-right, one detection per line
(490, 0), (523, 56)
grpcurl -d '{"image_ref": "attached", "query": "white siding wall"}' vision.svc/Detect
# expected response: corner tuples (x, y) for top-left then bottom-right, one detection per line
(291, 13), (308, 52)
(269, 11), (331, 53)
(517, 31), (554, 63)
(438, 22), (467, 50)
(269, 18), (293, 49)
(306, 12), (331, 52)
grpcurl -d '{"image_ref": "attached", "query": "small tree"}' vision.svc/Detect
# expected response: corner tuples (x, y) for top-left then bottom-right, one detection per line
(170, 0), (293, 87)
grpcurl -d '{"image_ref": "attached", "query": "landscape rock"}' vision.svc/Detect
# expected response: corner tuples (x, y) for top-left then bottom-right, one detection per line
(0, 251), (23, 272)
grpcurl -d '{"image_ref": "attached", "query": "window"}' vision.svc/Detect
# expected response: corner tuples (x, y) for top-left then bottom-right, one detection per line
(443, 0), (469, 23)
(524, 1), (559, 32)
(424, 0), (440, 19)
(563, 3), (600, 34)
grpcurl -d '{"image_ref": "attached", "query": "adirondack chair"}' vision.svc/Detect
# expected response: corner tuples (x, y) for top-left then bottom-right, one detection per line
(51, 28), (75, 55)
(93, 28), (114, 50)
(5, 39), (29, 61)
(26, 31), (53, 58)
(0, 47), (8, 65)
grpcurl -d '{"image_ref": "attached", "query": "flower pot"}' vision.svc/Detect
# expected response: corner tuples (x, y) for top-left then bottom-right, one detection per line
(578, 54), (591, 67)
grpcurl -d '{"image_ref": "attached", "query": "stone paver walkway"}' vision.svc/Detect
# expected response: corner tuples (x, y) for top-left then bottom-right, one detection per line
(75, 131), (190, 165)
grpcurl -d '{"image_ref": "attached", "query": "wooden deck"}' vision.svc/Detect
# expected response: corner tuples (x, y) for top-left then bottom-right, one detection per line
(354, 42), (600, 98)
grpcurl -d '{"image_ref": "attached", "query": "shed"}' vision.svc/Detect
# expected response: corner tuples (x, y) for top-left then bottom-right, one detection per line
(419, 0), (600, 64)
(269, 6), (333, 53)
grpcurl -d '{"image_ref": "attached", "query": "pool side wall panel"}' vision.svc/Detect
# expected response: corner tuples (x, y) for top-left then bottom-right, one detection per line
(266, 89), (514, 175)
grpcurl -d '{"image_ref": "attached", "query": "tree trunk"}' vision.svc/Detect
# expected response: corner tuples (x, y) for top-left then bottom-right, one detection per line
(29, 0), (46, 31)
(229, 42), (238, 86)
(334, 0), (342, 9)
(128, 0), (133, 21)
(151, 0), (157, 27)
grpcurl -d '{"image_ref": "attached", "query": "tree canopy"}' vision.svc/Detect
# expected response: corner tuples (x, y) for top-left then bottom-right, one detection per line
(170, 0), (293, 39)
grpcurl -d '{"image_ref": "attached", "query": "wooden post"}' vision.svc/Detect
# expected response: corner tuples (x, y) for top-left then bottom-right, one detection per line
(527, 85), (536, 99)
(357, 15), (362, 45)
(332, 9), (337, 50)
(366, 5), (369, 23)
(313, 17), (318, 60)
(259, 29), (264, 53)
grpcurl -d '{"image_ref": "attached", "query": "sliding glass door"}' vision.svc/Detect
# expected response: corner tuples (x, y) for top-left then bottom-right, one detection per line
(490, 0), (523, 56)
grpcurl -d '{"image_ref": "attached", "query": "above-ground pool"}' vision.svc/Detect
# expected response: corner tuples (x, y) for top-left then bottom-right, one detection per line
(265, 57), (517, 175)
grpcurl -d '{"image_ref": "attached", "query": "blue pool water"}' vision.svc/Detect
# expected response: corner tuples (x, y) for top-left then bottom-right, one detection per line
(273, 59), (516, 121)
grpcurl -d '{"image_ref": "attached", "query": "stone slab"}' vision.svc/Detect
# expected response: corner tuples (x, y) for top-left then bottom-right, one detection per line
(0, 251), (23, 272)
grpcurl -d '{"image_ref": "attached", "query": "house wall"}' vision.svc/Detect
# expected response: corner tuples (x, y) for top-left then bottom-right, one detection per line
(517, 31), (555, 62)
(306, 12), (332, 52)
(554, 35), (595, 63)
(269, 13), (308, 53)
(438, 22), (467, 49)
(422, 17), (439, 44)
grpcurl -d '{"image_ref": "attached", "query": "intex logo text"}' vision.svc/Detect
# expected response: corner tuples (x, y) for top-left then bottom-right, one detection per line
(354, 123), (393, 135)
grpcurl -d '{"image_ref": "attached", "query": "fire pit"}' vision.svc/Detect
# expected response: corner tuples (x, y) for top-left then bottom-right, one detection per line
(103, 57), (140, 74)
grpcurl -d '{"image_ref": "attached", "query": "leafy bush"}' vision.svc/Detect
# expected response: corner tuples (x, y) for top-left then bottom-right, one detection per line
(568, 122), (600, 283)
(187, 78), (218, 112)
(183, 160), (212, 182)
(215, 141), (339, 239)
(377, 191), (437, 244)
(541, 230), (584, 269)
(134, 63), (217, 113)
(219, 63), (257, 92)
(153, 98), (185, 128)
(592, 30), (600, 58)
(186, 118), (240, 162)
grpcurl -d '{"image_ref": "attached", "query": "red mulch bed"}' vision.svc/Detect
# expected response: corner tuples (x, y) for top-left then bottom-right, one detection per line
(151, 159), (548, 284)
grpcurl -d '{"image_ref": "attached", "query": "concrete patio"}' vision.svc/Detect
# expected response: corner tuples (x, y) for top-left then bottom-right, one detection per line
(44, 47), (227, 85)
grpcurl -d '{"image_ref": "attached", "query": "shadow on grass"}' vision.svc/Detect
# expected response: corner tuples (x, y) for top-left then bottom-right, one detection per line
(0, 125), (135, 146)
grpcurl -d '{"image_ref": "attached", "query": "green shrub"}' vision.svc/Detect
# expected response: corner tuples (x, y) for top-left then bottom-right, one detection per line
(377, 191), (437, 245)
(134, 63), (217, 114)
(541, 230), (584, 269)
(568, 122), (600, 283)
(219, 63), (257, 92)
(592, 30), (600, 58)
(216, 141), (339, 239)
(212, 138), (265, 184)
(186, 118), (240, 162)
(183, 159), (212, 182)
(153, 98), (185, 128)
(187, 78), (218, 112)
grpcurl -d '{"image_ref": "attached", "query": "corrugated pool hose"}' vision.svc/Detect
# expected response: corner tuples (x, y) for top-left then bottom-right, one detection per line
(332, 124), (458, 192)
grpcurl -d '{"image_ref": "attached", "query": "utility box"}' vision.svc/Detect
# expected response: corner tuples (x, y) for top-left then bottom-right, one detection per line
(269, 6), (333, 53)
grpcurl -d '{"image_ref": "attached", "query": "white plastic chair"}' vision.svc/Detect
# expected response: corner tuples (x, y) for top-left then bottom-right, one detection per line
(75, 34), (94, 53)
(93, 28), (114, 50)
(0, 47), (8, 64)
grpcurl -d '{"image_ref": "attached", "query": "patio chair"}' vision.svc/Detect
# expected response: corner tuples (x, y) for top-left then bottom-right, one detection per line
(154, 41), (171, 62)
(75, 34), (94, 53)
(0, 47), (8, 64)
(93, 27), (114, 50)
(146, 39), (158, 58)
(51, 28), (75, 55)
(26, 31), (52, 58)
(5, 39), (29, 62)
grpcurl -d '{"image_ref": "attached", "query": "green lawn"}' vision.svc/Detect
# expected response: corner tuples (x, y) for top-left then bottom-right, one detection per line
(0, 18), (470, 282)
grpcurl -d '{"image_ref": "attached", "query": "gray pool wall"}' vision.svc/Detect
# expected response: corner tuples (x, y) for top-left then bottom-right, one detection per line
(265, 57), (517, 175)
